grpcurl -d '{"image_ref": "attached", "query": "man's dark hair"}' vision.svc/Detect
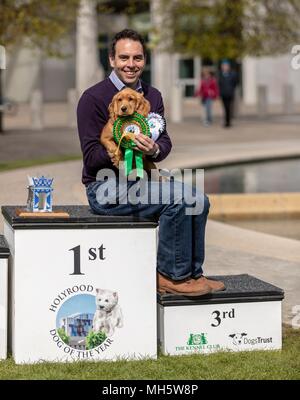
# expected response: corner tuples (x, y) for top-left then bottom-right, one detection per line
(110, 29), (146, 58)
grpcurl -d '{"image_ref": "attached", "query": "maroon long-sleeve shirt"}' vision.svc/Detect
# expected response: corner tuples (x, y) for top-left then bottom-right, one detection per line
(77, 78), (172, 186)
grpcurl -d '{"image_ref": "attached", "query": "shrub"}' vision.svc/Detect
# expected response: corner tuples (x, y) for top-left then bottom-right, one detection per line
(86, 331), (107, 350)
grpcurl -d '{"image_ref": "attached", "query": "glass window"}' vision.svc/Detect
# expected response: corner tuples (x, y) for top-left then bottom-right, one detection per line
(98, 34), (110, 75)
(179, 59), (194, 79)
(185, 84), (195, 97)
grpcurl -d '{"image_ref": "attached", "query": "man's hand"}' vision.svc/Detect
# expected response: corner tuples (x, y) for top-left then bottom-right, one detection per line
(133, 134), (158, 156)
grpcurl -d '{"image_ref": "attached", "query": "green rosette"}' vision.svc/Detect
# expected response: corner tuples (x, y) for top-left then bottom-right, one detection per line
(113, 112), (150, 178)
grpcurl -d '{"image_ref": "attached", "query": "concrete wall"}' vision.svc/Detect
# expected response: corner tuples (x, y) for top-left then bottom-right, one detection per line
(42, 37), (76, 102)
(243, 54), (300, 105)
(4, 36), (76, 103)
(4, 45), (41, 103)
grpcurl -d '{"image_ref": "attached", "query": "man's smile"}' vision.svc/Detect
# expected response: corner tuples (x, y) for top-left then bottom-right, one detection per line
(124, 71), (138, 77)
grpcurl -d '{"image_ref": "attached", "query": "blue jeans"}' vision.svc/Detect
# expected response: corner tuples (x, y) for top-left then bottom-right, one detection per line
(202, 98), (213, 123)
(86, 178), (210, 281)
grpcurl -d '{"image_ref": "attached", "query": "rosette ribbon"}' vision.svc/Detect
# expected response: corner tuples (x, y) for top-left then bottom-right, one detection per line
(147, 112), (166, 142)
(113, 112), (150, 178)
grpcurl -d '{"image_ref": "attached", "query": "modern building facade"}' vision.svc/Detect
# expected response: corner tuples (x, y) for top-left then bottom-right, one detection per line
(3, 0), (300, 108)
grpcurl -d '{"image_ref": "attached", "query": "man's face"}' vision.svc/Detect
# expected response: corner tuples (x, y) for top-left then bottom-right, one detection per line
(109, 39), (145, 88)
(221, 63), (230, 73)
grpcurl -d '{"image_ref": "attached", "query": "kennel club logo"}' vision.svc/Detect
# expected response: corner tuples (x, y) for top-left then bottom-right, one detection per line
(175, 333), (221, 353)
(49, 285), (123, 359)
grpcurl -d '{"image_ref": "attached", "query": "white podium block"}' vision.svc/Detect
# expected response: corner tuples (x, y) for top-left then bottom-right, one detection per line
(158, 275), (284, 355)
(0, 235), (9, 359)
(2, 206), (158, 364)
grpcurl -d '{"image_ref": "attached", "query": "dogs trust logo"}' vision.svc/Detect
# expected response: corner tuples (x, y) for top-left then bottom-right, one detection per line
(49, 285), (123, 360)
(229, 332), (247, 346)
(229, 332), (273, 346)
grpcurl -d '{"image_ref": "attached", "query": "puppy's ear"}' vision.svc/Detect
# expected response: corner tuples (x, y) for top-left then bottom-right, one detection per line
(136, 93), (151, 117)
(108, 98), (118, 121)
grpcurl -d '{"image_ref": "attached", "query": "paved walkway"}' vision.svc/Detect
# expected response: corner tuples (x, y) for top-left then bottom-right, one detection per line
(1, 100), (300, 325)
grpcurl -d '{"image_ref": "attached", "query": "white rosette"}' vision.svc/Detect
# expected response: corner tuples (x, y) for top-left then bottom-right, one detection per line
(147, 112), (165, 142)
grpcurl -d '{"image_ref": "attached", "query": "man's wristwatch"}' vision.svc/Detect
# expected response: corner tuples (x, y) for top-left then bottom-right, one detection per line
(151, 145), (160, 159)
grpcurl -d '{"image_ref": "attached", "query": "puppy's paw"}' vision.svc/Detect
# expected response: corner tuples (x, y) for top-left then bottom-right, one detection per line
(115, 148), (123, 159)
(107, 145), (117, 155)
(113, 149), (123, 168)
(108, 148), (123, 168)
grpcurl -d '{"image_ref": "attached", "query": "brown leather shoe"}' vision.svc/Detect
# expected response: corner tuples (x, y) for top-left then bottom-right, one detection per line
(193, 276), (225, 292)
(158, 273), (212, 296)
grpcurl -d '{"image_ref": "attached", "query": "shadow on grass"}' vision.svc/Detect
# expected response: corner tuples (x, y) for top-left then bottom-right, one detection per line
(0, 326), (299, 380)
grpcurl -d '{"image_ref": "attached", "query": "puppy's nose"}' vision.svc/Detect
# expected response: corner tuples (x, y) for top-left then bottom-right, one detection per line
(121, 105), (127, 112)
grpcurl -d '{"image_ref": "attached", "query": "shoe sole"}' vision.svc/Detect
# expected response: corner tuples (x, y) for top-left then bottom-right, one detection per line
(158, 287), (212, 297)
(210, 285), (226, 292)
(193, 278), (226, 293)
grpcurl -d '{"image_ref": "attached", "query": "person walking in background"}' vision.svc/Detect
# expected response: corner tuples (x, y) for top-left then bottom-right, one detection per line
(195, 68), (219, 126)
(218, 60), (238, 128)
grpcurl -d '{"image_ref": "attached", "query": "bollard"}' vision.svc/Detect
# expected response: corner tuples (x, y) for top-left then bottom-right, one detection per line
(30, 89), (44, 130)
(170, 82), (183, 123)
(257, 85), (268, 117)
(67, 89), (78, 128)
(233, 88), (241, 118)
(282, 84), (294, 115)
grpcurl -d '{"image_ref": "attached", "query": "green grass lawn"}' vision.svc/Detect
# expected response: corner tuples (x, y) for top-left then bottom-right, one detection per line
(0, 326), (299, 380)
(0, 155), (82, 173)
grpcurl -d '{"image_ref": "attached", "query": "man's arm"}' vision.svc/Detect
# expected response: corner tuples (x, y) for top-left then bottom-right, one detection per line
(149, 92), (172, 162)
(77, 92), (112, 171)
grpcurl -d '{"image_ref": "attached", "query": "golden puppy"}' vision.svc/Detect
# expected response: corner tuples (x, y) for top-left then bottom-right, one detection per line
(100, 88), (153, 170)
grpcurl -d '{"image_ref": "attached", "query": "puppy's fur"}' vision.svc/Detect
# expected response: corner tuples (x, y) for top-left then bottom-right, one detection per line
(100, 88), (156, 173)
(93, 288), (123, 337)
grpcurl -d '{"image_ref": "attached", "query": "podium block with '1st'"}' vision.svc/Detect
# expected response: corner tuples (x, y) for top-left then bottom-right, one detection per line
(0, 235), (9, 359)
(2, 206), (158, 364)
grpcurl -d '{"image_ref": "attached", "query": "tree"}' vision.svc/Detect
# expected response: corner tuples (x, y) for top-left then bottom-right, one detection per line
(156, 0), (300, 60)
(0, 0), (80, 132)
(57, 327), (70, 345)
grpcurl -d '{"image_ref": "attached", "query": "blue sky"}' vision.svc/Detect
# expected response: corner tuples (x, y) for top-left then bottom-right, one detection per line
(56, 294), (96, 326)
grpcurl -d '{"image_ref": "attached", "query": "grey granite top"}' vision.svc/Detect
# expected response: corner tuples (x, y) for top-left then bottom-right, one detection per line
(0, 235), (9, 258)
(158, 274), (284, 306)
(1, 205), (158, 230)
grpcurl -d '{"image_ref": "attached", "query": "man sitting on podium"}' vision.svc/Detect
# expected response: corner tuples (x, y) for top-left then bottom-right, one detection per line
(77, 29), (225, 296)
